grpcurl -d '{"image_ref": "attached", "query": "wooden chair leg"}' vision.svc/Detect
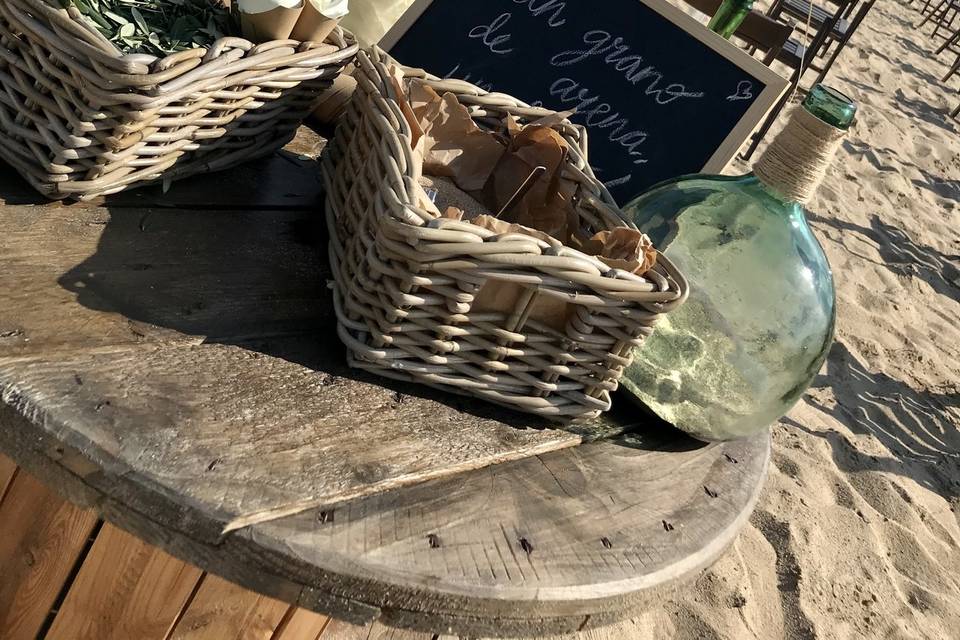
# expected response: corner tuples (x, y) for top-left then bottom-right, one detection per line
(952, 101), (960, 119)
(935, 26), (960, 54)
(815, 38), (848, 85)
(919, 0), (948, 28)
(931, 1), (957, 37)
(932, 4), (949, 37)
(944, 54), (960, 81)
(815, 0), (875, 85)
(742, 81), (796, 161)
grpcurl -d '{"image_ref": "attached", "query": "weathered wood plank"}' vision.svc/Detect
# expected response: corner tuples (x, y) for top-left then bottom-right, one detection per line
(45, 523), (203, 640)
(0, 341), (580, 540)
(0, 470), (99, 640)
(0, 126), (327, 210)
(0, 132), (771, 637)
(167, 574), (289, 640)
(0, 452), (16, 503)
(0, 348), (768, 636)
(253, 425), (769, 636)
(0, 205), (331, 359)
(320, 620), (432, 640)
(0, 402), (382, 629)
(435, 617), (649, 639)
(272, 607), (330, 640)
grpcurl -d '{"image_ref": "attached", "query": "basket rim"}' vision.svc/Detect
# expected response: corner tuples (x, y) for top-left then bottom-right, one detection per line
(8, 0), (358, 81)
(349, 47), (688, 305)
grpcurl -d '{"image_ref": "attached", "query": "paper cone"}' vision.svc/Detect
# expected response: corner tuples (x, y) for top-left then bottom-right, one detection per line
(240, 2), (304, 42)
(290, 0), (340, 43)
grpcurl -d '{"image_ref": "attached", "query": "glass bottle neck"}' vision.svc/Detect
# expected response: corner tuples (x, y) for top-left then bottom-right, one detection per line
(708, 0), (754, 38)
(743, 173), (802, 208)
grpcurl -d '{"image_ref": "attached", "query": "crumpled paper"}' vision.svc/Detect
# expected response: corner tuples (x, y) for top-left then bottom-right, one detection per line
(482, 122), (578, 243)
(408, 80), (505, 192)
(392, 77), (659, 327)
(573, 227), (658, 275)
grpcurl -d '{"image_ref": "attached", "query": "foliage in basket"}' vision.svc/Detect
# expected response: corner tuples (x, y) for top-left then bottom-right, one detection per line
(60, 0), (235, 55)
(0, 0), (358, 200)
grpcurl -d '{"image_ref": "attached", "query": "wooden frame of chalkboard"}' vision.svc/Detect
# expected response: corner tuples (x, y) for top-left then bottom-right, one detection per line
(381, 0), (790, 201)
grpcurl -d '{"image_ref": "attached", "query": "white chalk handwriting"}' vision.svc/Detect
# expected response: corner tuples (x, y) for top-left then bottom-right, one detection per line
(469, 12), (514, 55)
(550, 77), (649, 165)
(726, 80), (754, 101)
(514, 0), (567, 27)
(551, 30), (704, 105)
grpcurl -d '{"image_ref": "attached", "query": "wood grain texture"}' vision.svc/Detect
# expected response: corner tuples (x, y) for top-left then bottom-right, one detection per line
(45, 523), (203, 640)
(255, 427), (768, 636)
(0, 470), (98, 640)
(0, 452), (16, 503)
(434, 617), (649, 639)
(0, 205), (332, 359)
(167, 574), (289, 640)
(320, 619), (432, 640)
(0, 131), (771, 636)
(272, 607), (330, 640)
(0, 341), (579, 539)
(0, 344), (769, 637)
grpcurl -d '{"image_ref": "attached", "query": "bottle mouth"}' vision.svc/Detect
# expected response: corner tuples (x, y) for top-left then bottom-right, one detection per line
(815, 85), (855, 107)
(803, 84), (857, 130)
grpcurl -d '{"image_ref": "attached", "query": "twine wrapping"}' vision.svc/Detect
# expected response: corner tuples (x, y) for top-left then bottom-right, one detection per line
(754, 106), (847, 205)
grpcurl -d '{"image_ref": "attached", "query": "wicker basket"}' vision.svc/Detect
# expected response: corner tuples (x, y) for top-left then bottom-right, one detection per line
(0, 0), (358, 200)
(322, 48), (688, 420)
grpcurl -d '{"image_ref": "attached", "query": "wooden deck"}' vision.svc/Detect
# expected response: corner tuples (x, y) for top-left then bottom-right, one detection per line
(0, 128), (770, 638)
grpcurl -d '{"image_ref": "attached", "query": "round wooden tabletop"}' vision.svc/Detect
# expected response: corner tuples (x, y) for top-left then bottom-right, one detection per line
(0, 130), (770, 638)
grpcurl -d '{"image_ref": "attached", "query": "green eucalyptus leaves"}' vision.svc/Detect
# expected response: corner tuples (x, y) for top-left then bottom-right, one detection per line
(62, 0), (236, 56)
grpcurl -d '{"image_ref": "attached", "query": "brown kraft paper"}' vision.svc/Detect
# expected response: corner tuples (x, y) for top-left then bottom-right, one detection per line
(290, 0), (340, 42)
(409, 80), (505, 192)
(240, 4), (303, 42)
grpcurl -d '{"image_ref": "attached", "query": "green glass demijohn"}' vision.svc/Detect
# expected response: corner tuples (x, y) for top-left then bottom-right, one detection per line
(707, 0), (755, 39)
(621, 85), (856, 442)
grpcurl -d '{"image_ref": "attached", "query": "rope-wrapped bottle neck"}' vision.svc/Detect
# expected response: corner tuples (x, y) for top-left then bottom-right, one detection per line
(753, 105), (848, 205)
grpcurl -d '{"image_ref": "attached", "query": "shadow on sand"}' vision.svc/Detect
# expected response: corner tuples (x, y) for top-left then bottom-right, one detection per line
(809, 212), (960, 302)
(785, 342), (960, 500)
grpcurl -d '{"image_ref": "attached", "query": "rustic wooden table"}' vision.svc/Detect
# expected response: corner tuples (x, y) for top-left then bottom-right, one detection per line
(0, 127), (770, 639)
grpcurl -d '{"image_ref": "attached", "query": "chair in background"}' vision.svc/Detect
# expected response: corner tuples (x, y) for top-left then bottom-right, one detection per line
(682, 0), (795, 64)
(680, 0), (796, 155)
(935, 24), (960, 82)
(743, 0), (876, 159)
(769, 0), (860, 61)
(918, 0), (960, 39)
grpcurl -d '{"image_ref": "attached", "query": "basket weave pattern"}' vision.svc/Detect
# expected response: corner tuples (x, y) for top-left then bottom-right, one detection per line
(322, 48), (688, 420)
(0, 0), (358, 200)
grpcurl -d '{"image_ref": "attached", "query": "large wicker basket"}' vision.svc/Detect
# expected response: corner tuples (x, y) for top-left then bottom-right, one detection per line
(0, 0), (358, 200)
(322, 48), (688, 420)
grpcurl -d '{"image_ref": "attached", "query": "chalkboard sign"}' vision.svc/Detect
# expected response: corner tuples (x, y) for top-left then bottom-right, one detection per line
(383, 0), (788, 203)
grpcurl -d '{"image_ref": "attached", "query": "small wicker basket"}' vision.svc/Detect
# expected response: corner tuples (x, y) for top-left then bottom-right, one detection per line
(0, 0), (358, 200)
(322, 48), (688, 420)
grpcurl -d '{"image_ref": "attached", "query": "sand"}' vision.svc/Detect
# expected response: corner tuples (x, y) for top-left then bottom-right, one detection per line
(606, 2), (960, 638)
